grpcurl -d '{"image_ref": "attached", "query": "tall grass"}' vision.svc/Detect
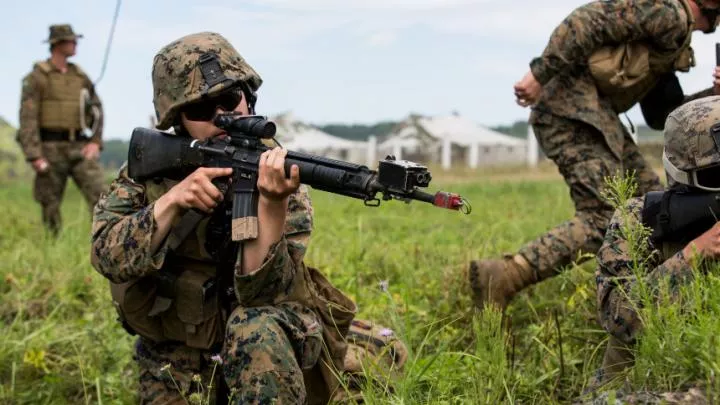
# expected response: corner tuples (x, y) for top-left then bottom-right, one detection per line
(6, 172), (709, 404)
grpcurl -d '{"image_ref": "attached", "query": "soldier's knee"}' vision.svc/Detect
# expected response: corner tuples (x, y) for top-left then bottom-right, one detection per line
(224, 306), (300, 371)
(222, 306), (309, 403)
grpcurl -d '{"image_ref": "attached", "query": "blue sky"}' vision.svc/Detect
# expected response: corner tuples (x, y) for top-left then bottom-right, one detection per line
(2, 0), (720, 140)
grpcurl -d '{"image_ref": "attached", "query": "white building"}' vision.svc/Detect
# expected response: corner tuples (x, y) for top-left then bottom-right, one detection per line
(271, 112), (368, 164)
(378, 113), (527, 169)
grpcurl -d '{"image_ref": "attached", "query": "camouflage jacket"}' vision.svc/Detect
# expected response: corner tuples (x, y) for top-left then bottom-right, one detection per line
(529, 0), (712, 158)
(91, 165), (314, 306)
(595, 196), (693, 345)
(17, 59), (104, 161)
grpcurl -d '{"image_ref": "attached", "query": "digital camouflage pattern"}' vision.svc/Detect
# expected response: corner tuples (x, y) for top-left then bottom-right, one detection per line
(135, 302), (321, 405)
(576, 386), (710, 405)
(17, 59), (105, 234)
(34, 142), (105, 234)
(44, 24), (83, 44)
(151, 32), (263, 130)
(529, 0), (711, 159)
(91, 165), (321, 403)
(664, 95), (720, 171)
(593, 196), (690, 383)
(91, 166), (313, 283)
(517, 113), (662, 279)
(485, 0), (720, 299)
(594, 97), (720, 385)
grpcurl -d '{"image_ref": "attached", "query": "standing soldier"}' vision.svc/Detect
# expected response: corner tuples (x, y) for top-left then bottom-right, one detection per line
(469, 0), (720, 311)
(16, 24), (106, 236)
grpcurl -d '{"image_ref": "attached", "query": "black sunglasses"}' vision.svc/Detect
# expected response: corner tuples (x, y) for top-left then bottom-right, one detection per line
(182, 89), (244, 122)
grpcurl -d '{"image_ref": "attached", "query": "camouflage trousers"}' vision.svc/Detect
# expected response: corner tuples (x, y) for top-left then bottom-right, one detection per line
(135, 303), (323, 405)
(519, 112), (662, 278)
(33, 141), (105, 235)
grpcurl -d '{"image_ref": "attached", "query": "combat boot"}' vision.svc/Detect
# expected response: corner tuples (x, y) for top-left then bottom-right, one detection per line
(468, 254), (535, 311)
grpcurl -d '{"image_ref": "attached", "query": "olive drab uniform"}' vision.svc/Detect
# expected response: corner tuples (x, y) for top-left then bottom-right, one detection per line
(16, 25), (106, 235)
(469, 0), (717, 311)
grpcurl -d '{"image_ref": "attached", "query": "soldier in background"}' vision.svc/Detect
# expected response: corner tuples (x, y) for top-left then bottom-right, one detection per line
(16, 24), (105, 236)
(469, 0), (720, 311)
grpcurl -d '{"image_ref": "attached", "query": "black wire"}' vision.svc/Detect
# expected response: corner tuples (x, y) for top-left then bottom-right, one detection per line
(95, 0), (122, 85)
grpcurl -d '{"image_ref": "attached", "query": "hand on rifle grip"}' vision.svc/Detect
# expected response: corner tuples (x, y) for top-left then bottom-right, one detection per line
(168, 167), (233, 213)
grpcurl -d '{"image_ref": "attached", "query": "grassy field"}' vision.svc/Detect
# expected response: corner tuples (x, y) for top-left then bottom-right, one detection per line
(0, 165), (717, 404)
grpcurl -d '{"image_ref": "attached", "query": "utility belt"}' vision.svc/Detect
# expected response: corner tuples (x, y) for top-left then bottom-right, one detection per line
(40, 128), (90, 142)
(110, 263), (235, 350)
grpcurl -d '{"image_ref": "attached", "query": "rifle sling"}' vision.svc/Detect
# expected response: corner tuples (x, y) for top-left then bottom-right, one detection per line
(168, 209), (207, 251)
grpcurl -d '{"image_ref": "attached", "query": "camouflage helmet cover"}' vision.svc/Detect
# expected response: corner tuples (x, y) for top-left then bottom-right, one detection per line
(663, 96), (720, 186)
(152, 32), (263, 130)
(45, 24), (83, 44)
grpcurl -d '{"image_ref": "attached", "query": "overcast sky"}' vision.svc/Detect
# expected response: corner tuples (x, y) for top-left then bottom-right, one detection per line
(2, 0), (720, 140)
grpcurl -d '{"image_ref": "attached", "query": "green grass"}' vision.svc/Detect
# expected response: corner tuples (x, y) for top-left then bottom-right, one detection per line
(0, 117), (30, 181)
(0, 170), (715, 404)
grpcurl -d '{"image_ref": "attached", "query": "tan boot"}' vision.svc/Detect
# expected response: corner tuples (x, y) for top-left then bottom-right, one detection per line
(467, 254), (535, 311)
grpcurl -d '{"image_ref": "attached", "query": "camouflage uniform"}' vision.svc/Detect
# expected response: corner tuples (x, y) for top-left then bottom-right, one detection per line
(91, 32), (356, 404)
(93, 169), (327, 404)
(16, 24), (105, 234)
(469, 0), (717, 310)
(594, 96), (720, 386)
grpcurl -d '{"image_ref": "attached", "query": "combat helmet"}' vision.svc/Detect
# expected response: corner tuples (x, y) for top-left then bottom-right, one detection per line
(663, 95), (720, 190)
(151, 32), (263, 130)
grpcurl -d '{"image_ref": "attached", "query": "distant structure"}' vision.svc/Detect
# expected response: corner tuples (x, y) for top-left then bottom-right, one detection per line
(271, 112), (368, 164)
(378, 114), (527, 169)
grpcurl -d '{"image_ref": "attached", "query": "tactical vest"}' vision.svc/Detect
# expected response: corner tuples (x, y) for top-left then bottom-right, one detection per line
(110, 178), (229, 349)
(35, 61), (86, 130)
(588, 0), (696, 113)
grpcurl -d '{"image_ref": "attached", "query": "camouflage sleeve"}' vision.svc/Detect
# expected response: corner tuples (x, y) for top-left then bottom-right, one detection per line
(232, 185), (314, 306)
(530, 0), (689, 85)
(16, 71), (44, 161)
(84, 72), (104, 146)
(596, 197), (693, 345)
(91, 167), (171, 283)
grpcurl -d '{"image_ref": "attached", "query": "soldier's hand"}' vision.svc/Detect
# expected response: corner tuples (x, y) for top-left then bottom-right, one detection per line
(514, 71), (543, 107)
(257, 147), (300, 203)
(82, 143), (101, 160)
(168, 167), (232, 213)
(31, 158), (49, 173)
(713, 66), (720, 95)
(683, 221), (720, 260)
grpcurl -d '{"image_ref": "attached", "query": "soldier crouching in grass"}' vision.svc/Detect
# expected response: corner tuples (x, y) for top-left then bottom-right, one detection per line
(591, 96), (720, 394)
(90, 32), (358, 404)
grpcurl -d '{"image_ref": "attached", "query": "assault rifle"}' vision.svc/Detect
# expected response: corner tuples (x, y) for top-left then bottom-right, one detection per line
(642, 190), (720, 246)
(127, 114), (471, 243)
